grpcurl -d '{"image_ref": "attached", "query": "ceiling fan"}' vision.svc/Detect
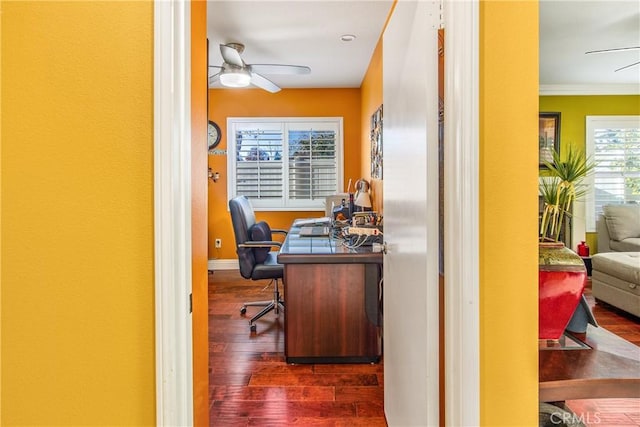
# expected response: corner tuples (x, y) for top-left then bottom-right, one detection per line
(208, 43), (311, 93)
(585, 46), (640, 72)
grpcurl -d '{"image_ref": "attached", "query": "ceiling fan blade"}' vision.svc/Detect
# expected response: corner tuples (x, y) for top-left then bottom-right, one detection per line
(250, 64), (311, 75)
(220, 44), (244, 67)
(585, 46), (640, 55)
(250, 72), (281, 93)
(208, 72), (221, 86)
(615, 60), (640, 72)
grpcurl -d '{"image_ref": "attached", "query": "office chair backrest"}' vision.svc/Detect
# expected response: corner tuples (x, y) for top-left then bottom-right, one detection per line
(229, 195), (258, 279)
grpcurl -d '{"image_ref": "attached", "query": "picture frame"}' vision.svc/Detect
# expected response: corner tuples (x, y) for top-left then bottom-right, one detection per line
(371, 105), (383, 179)
(539, 112), (561, 169)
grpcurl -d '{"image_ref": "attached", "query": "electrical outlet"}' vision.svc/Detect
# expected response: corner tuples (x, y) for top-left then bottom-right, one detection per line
(215, 238), (222, 248)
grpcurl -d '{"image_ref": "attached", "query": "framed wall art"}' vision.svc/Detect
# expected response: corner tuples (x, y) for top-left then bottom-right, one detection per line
(539, 112), (561, 168)
(371, 105), (383, 179)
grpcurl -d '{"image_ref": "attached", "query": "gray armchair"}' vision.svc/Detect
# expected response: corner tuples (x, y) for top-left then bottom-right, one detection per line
(228, 195), (287, 332)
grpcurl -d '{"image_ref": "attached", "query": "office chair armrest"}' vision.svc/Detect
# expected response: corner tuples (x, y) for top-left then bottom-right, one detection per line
(271, 229), (288, 235)
(239, 240), (283, 249)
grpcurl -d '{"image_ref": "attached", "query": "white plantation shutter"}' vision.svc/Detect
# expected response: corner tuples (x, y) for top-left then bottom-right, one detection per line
(586, 116), (640, 231)
(288, 124), (338, 201)
(228, 118), (343, 210)
(234, 124), (284, 200)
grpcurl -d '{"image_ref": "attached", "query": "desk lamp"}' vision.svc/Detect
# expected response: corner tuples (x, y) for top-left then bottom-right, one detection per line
(354, 179), (372, 211)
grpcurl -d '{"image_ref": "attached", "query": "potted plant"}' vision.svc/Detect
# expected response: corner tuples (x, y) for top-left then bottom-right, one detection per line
(539, 146), (595, 243)
(538, 146), (595, 339)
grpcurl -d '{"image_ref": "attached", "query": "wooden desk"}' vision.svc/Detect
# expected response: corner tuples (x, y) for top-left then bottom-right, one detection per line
(539, 325), (640, 402)
(278, 224), (383, 363)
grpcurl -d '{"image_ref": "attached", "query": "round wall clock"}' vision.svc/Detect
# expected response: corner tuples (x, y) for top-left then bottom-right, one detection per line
(208, 120), (221, 150)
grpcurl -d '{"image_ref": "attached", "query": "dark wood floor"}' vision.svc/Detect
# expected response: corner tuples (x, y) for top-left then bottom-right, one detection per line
(209, 270), (386, 426)
(564, 284), (640, 427)
(209, 270), (639, 426)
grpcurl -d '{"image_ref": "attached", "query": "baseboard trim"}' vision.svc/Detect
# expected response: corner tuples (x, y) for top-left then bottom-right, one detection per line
(208, 259), (239, 271)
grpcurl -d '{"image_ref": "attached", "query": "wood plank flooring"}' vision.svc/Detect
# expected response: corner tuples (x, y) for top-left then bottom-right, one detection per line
(209, 270), (640, 426)
(209, 270), (386, 426)
(564, 284), (640, 427)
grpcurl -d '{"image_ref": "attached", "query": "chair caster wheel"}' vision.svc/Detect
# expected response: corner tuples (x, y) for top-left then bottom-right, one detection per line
(250, 323), (257, 332)
(240, 306), (247, 315)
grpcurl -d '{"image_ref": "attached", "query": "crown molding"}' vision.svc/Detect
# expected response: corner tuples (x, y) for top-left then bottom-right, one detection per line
(540, 84), (640, 96)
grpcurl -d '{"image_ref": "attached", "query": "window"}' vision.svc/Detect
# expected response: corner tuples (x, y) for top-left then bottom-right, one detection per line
(586, 115), (640, 231)
(227, 117), (344, 210)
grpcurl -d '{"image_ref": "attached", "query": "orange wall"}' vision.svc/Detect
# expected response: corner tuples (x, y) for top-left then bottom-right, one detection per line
(207, 88), (361, 259)
(190, 1), (209, 425)
(360, 39), (384, 213)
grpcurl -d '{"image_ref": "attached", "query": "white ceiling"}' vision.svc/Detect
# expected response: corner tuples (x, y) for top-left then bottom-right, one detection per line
(540, 0), (640, 88)
(207, 0), (394, 89)
(207, 1), (640, 92)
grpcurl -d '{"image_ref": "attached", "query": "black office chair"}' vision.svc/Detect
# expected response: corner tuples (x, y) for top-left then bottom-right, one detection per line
(229, 195), (287, 332)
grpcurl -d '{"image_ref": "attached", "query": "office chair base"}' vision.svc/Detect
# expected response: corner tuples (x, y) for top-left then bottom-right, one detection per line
(240, 279), (284, 332)
(247, 300), (285, 332)
(243, 300), (285, 331)
(240, 300), (273, 315)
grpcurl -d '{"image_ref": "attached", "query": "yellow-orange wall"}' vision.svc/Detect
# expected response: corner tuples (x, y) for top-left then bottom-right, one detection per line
(191, 1), (209, 425)
(208, 88), (361, 259)
(360, 39), (384, 213)
(539, 95), (640, 253)
(2, 2), (155, 424)
(480, 1), (539, 424)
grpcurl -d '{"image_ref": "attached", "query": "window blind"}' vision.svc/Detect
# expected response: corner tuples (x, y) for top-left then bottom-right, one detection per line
(288, 129), (338, 200)
(235, 128), (284, 200)
(227, 118), (343, 210)
(586, 116), (640, 230)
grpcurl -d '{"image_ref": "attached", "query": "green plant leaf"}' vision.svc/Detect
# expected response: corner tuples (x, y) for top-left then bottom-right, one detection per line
(539, 145), (596, 242)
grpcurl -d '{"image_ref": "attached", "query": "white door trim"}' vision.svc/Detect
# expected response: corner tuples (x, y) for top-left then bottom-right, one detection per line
(154, 1), (193, 425)
(443, 0), (480, 425)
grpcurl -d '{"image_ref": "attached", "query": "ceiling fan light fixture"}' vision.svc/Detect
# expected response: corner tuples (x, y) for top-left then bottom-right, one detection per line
(214, 41), (309, 93)
(220, 69), (251, 87)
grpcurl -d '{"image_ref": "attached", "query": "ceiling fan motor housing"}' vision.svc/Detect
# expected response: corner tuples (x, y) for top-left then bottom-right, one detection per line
(225, 42), (245, 54)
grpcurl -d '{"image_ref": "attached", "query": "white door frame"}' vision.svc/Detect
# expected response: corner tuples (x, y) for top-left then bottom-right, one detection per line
(443, 1), (480, 425)
(154, 1), (193, 425)
(152, 1), (481, 425)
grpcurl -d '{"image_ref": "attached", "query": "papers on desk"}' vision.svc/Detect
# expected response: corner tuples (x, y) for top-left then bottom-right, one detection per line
(299, 225), (331, 237)
(293, 217), (332, 227)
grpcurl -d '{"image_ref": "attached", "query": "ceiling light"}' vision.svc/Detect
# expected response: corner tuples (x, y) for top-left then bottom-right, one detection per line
(219, 69), (251, 88)
(340, 34), (356, 42)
